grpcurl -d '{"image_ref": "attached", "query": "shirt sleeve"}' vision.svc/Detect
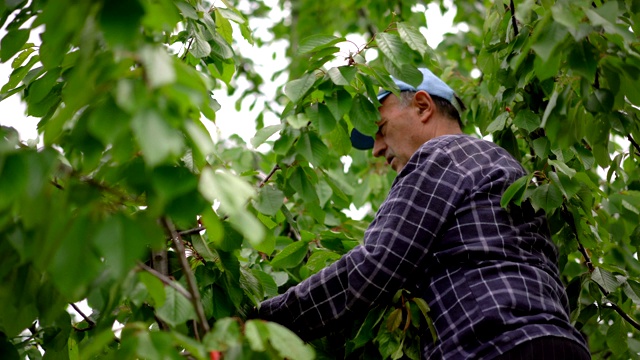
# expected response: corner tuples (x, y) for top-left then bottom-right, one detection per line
(257, 147), (467, 340)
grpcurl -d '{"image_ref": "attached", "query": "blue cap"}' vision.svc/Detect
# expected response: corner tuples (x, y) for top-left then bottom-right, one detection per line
(350, 68), (457, 150)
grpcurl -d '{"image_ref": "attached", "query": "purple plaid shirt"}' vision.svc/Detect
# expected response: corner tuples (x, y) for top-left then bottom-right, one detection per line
(259, 134), (588, 359)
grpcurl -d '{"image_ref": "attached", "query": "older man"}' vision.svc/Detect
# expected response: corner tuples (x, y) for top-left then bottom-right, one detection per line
(257, 68), (590, 359)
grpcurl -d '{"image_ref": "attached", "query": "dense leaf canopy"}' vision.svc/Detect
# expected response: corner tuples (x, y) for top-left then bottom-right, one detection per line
(1, 0), (640, 358)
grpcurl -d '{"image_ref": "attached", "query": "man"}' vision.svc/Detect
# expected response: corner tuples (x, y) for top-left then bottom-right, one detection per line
(257, 68), (590, 359)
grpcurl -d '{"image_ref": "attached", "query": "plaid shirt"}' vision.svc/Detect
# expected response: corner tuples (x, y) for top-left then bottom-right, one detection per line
(259, 135), (588, 359)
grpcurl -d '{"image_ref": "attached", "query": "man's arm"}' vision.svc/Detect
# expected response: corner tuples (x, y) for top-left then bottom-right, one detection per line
(257, 148), (466, 340)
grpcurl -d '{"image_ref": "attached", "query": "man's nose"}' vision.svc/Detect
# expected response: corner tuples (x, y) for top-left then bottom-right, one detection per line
(372, 135), (386, 158)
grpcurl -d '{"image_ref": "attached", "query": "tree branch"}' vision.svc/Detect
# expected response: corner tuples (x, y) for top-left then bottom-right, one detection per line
(628, 135), (640, 156)
(509, 0), (519, 37)
(178, 226), (206, 237)
(162, 218), (210, 337)
(562, 204), (594, 272)
(137, 261), (193, 301)
(70, 303), (96, 331)
(258, 164), (281, 188)
(603, 302), (640, 331)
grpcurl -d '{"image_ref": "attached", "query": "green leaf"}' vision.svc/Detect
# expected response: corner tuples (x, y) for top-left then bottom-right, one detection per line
(156, 286), (197, 327)
(139, 45), (176, 88)
(295, 131), (330, 167)
(215, 10), (234, 44)
(531, 18), (568, 63)
(265, 322), (315, 360)
(386, 308), (403, 332)
(131, 109), (184, 167)
(288, 166), (319, 204)
(530, 183), (564, 213)
(284, 73), (317, 104)
(500, 174), (531, 208)
(139, 272), (167, 308)
(252, 269), (278, 296)
(349, 94), (379, 136)
(191, 234), (219, 262)
(412, 298), (437, 343)
(285, 113), (309, 129)
(216, 8), (246, 24)
(548, 159), (576, 178)
(203, 317), (242, 349)
(630, 225), (640, 247)
(245, 320), (268, 352)
(376, 33), (412, 68)
(298, 34), (344, 54)
(99, 0), (145, 46)
(397, 22), (429, 55)
(270, 241), (308, 269)
(190, 31), (211, 58)
(185, 120), (215, 156)
(513, 110), (540, 133)
(485, 112), (509, 133)
(328, 66), (357, 86)
(591, 267), (621, 293)
(585, 2), (635, 42)
(325, 89), (352, 121)
(253, 185), (285, 216)
(606, 319), (628, 355)
(567, 41), (597, 83)
(93, 215), (150, 279)
(251, 124), (283, 148)
(199, 168), (256, 215)
(1, 28), (30, 62)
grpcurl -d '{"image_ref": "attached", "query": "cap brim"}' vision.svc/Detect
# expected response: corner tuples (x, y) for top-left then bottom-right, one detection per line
(350, 128), (374, 150)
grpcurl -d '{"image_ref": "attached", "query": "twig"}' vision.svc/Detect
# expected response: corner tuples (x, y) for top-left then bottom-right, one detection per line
(258, 164), (281, 188)
(179, 226), (206, 237)
(137, 261), (193, 301)
(603, 302), (640, 331)
(509, 0), (519, 37)
(182, 37), (195, 61)
(628, 135), (640, 156)
(70, 303), (96, 331)
(162, 218), (210, 336)
(50, 180), (64, 190)
(561, 204), (594, 272)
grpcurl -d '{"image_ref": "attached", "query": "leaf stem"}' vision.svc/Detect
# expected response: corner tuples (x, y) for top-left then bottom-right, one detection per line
(162, 218), (211, 335)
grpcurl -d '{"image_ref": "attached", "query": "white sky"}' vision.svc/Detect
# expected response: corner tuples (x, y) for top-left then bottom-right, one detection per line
(0, 1), (457, 145)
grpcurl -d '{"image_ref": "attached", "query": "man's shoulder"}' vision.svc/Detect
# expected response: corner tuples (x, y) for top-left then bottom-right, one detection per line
(418, 134), (504, 161)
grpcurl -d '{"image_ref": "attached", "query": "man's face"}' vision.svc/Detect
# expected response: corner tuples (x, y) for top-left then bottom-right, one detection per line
(372, 94), (424, 172)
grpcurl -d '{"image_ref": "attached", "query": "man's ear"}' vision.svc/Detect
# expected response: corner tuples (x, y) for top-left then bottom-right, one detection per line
(412, 90), (435, 123)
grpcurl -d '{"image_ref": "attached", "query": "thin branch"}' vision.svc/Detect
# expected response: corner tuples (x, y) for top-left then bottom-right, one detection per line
(509, 0), (519, 37)
(182, 37), (195, 61)
(258, 164), (281, 188)
(137, 261), (193, 301)
(162, 218), (210, 336)
(70, 303), (96, 331)
(50, 180), (64, 190)
(628, 135), (640, 156)
(562, 204), (594, 272)
(603, 302), (640, 331)
(179, 226), (206, 237)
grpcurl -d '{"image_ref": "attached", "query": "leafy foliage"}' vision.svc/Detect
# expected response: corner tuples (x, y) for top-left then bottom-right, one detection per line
(1, 0), (640, 359)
